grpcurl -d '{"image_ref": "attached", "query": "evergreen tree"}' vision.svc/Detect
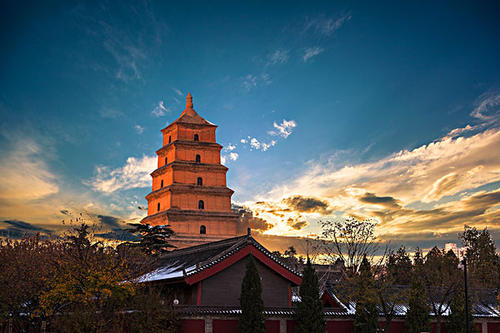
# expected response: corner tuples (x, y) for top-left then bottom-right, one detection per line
(405, 276), (430, 333)
(353, 256), (379, 333)
(447, 287), (475, 333)
(296, 258), (326, 333)
(124, 223), (175, 255)
(239, 255), (265, 333)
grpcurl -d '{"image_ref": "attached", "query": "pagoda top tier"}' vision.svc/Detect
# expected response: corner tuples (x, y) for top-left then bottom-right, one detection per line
(168, 93), (215, 127)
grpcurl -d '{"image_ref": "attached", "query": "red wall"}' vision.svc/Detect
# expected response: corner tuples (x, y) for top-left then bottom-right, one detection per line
(265, 320), (280, 333)
(213, 319), (238, 333)
(327, 320), (354, 333)
(488, 322), (500, 333)
(180, 319), (204, 333)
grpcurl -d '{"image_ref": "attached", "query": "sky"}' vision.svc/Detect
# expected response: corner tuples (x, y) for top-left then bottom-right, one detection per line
(0, 0), (499, 251)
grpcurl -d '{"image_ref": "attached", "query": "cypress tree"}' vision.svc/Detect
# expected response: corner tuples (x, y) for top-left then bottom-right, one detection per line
(447, 287), (475, 333)
(353, 255), (379, 333)
(239, 255), (265, 333)
(405, 276), (430, 333)
(296, 258), (326, 333)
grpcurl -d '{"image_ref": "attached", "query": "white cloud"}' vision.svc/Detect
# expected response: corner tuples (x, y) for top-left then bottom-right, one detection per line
(268, 50), (289, 65)
(269, 119), (297, 138)
(134, 125), (144, 134)
(242, 73), (272, 91)
(99, 108), (123, 119)
(229, 152), (239, 161)
(87, 154), (156, 193)
(470, 91), (500, 124)
(172, 88), (183, 97)
(240, 139), (248, 144)
(221, 155), (226, 164)
(225, 143), (236, 152)
(303, 47), (324, 62)
(151, 101), (169, 117)
(304, 13), (352, 36)
(249, 138), (276, 152)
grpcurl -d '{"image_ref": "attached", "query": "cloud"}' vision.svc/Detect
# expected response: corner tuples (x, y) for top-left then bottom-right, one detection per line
(172, 88), (183, 96)
(235, 206), (274, 233)
(470, 90), (500, 125)
(151, 101), (169, 117)
(229, 152), (239, 161)
(0, 139), (58, 201)
(269, 119), (297, 138)
(224, 144), (236, 152)
(282, 195), (331, 214)
(240, 139), (247, 144)
(242, 93), (500, 241)
(134, 125), (144, 134)
(242, 73), (272, 91)
(286, 217), (308, 231)
(99, 108), (123, 119)
(267, 49), (289, 65)
(87, 154), (156, 193)
(249, 138), (276, 151)
(303, 47), (324, 62)
(304, 13), (352, 36)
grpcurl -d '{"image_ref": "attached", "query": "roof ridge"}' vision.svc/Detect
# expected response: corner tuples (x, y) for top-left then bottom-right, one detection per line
(160, 234), (248, 258)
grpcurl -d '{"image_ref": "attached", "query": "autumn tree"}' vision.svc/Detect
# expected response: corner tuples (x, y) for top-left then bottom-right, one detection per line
(239, 255), (265, 333)
(296, 258), (325, 333)
(320, 217), (380, 275)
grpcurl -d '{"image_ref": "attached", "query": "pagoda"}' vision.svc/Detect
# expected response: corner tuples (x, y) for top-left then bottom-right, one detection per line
(141, 93), (239, 248)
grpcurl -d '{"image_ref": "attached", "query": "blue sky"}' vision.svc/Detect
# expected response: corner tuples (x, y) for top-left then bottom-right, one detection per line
(1, 0), (499, 250)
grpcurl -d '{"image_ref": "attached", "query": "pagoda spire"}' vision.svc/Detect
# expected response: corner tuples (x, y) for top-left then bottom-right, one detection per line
(186, 92), (193, 109)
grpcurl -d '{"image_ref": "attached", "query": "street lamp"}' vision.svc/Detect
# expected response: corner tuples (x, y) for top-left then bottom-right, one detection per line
(461, 257), (470, 333)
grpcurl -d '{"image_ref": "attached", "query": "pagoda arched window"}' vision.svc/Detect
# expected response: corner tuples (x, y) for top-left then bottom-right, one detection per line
(200, 225), (206, 234)
(157, 202), (160, 212)
(160, 180), (164, 188)
(198, 200), (204, 209)
(194, 134), (199, 141)
(169, 136), (171, 143)
(164, 157), (168, 165)
(197, 177), (202, 186)
(195, 154), (201, 163)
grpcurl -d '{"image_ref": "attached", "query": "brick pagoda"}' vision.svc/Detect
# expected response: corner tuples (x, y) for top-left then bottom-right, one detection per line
(141, 93), (239, 248)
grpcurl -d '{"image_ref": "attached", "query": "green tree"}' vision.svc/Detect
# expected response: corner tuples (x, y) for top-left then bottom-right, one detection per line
(447, 286), (475, 333)
(124, 223), (175, 255)
(296, 258), (326, 333)
(354, 256), (379, 333)
(460, 225), (499, 288)
(405, 276), (430, 333)
(239, 255), (265, 333)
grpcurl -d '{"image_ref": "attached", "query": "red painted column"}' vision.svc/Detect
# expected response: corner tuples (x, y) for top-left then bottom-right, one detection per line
(196, 281), (202, 306)
(288, 285), (292, 307)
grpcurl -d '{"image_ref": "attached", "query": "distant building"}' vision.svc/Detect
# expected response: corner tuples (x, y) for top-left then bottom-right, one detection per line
(141, 93), (239, 248)
(445, 242), (466, 260)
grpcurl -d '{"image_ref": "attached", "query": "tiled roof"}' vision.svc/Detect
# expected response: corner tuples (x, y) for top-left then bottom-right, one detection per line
(138, 234), (302, 283)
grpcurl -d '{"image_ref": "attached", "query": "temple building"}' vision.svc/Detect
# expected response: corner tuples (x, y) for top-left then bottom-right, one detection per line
(141, 93), (239, 248)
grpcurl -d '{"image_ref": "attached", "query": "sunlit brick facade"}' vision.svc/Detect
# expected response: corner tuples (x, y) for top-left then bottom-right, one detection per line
(141, 93), (239, 248)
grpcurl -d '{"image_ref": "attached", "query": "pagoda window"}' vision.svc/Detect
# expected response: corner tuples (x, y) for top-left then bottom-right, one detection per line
(200, 225), (206, 234)
(197, 177), (202, 186)
(160, 180), (164, 188)
(198, 200), (204, 209)
(169, 136), (171, 143)
(194, 134), (199, 141)
(195, 154), (201, 163)
(157, 202), (160, 212)
(164, 157), (168, 165)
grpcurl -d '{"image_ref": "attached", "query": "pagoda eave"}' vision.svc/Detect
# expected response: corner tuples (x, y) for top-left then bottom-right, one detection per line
(145, 185), (234, 200)
(151, 162), (228, 177)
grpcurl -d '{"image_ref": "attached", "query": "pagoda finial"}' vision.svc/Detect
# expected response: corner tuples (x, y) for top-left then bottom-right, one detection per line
(186, 92), (193, 109)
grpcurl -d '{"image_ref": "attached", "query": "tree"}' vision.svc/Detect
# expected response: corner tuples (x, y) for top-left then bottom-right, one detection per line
(239, 255), (265, 333)
(447, 286), (475, 333)
(422, 247), (461, 333)
(405, 276), (430, 333)
(353, 256), (379, 333)
(460, 225), (499, 288)
(320, 217), (380, 274)
(124, 223), (175, 255)
(296, 258), (326, 333)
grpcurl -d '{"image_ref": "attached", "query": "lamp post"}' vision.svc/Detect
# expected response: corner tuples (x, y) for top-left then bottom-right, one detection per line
(462, 257), (470, 333)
